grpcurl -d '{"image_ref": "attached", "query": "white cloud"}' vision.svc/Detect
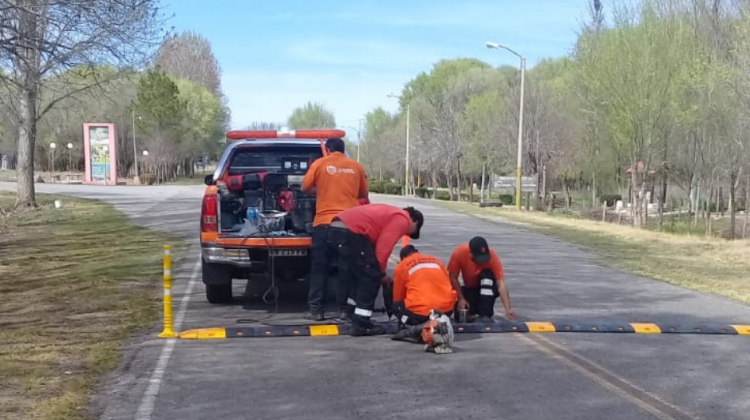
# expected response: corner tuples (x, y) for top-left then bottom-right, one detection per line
(222, 70), (407, 133)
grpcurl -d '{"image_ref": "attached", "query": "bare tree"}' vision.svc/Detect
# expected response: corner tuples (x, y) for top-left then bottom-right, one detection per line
(156, 31), (222, 96)
(0, 0), (168, 208)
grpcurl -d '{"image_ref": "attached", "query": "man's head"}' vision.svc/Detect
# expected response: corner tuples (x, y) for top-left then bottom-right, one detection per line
(325, 138), (345, 154)
(403, 207), (424, 240)
(399, 244), (418, 260)
(469, 236), (491, 264)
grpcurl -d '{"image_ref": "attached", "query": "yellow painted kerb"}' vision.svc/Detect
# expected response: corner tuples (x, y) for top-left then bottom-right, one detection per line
(179, 328), (227, 340)
(309, 325), (340, 336)
(630, 323), (662, 334)
(526, 322), (556, 333)
(731, 325), (750, 335)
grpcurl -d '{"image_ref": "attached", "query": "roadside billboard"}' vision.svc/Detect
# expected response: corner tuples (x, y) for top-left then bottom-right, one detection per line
(83, 123), (118, 185)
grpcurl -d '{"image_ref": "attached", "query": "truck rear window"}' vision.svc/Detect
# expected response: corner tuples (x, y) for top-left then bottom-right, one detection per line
(228, 145), (323, 175)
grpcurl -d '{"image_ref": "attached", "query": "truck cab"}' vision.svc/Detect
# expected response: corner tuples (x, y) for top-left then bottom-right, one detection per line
(199, 128), (353, 304)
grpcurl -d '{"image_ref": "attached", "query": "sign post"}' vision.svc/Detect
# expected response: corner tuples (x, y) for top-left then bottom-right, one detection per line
(83, 123), (118, 185)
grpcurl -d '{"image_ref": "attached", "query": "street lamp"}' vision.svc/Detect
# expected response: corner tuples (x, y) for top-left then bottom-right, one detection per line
(49, 142), (57, 181)
(487, 41), (526, 210)
(345, 119), (365, 162)
(387, 93), (410, 196)
(66, 143), (73, 172)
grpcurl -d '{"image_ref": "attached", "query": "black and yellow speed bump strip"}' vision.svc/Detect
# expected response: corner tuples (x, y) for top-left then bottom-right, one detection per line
(177, 321), (750, 340)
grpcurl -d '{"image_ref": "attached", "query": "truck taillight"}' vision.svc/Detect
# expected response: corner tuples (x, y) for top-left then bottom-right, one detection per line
(201, 194), (218, 232)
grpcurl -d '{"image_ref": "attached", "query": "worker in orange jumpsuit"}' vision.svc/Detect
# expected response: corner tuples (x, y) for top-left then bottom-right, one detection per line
(390, 244), (457, 327)
(301, 138), (368, 322)
(447, 236), (518, 322)
(328, 204), (424, 336)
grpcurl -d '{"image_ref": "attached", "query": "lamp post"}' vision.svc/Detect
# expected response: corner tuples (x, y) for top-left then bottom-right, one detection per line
(345, 119), (365, 162)
(387, 93), (410, 196)
(66, 143), (73, 172)
(487, 41), (525, 210)
(49, 142), (56, 181)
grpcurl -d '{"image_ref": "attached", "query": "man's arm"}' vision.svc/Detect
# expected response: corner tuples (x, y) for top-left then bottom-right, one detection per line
(496, 279), (517, 320)
(393, 263), (407, 303)
(446, 251), (468, 309)
(301, 160), (319, 195)
(373, 217), (410, 273)
(357, 164), (369, 199)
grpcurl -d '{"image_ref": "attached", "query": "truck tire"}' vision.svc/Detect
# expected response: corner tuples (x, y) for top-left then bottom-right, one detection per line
(206, 283), (233, 304)
(202, 260), (233, 304)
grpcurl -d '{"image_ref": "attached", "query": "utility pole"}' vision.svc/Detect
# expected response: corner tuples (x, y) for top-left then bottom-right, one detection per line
(486, 41), (526, 210)
(405, 103), (410, 196)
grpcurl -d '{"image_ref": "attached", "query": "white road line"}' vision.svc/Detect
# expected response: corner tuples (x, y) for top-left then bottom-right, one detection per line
(134, 259), (201, 420)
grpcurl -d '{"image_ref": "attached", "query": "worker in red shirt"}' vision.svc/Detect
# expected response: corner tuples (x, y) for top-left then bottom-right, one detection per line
(301, 138), (368, 322)
(328, 204), (424, 336)
(447, 236), (518, 322)
(389, 244), (457, 326)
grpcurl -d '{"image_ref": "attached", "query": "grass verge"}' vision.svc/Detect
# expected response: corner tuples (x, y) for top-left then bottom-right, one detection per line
(434, 200), (750, 305)
(0, 192), (188, 420)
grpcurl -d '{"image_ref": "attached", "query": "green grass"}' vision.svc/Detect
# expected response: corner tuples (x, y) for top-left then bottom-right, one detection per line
(0, 192), (188, 420)
(434, 200), (750, 306)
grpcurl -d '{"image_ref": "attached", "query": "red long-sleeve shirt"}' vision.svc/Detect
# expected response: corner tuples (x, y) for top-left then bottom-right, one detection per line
(336, 204), (412, 272)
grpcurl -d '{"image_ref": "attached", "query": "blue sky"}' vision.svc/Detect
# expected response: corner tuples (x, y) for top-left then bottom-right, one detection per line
(163, 0), (592, 137)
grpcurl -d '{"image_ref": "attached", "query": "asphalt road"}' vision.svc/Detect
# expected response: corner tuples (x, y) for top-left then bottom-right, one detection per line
(2, 181), (749, 420)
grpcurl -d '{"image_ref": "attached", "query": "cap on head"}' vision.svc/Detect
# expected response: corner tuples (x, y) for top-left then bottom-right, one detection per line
(325, 138), (345, 153)
(469, 236), (491, 264)
(404, 207), (423, 240)
(399, 244), (418, 260)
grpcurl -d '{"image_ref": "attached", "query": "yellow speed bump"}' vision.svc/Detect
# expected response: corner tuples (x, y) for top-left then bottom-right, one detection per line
(525, 322), (556, 333)
(179, 328), (227, 340)
(309, 325), (340, 336)
(731, 325), (750, 335)
(629, 323), (662, 334)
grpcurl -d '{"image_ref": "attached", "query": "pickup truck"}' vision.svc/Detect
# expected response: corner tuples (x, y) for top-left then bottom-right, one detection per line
(200, 128), (367, 304)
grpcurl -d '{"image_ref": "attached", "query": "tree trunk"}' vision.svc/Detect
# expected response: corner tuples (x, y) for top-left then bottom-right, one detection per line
(728, 172), (737, 241)
(480, 162), (486, 203)
(469, 178), (474, 203)
(15, 89), (38, 208)
(706, 185), (715, 237)
(743, 176), (749, 239)
(591, 173), (597, 208)
(694, 179), (701, 226)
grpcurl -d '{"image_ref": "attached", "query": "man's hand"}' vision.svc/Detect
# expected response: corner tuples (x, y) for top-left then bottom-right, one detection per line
(381, 274), (392, 287)
(505, 309), (518, 321)
(456, 298), (469, 310)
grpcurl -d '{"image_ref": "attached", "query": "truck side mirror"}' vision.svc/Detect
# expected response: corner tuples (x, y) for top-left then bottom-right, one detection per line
(204, 174), (214, 185)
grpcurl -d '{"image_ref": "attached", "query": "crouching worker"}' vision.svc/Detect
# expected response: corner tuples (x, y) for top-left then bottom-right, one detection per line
(447, 236), (518, 322)
(389, 245), (456, 354)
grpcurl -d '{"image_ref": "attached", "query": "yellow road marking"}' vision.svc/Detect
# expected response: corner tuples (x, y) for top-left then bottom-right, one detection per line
(525, 322), (556, 333)
(630, 323), (662, 334)
(731, 325), (750, 335)
(179, 328), (227, 340)
(309, 325), (340, 336)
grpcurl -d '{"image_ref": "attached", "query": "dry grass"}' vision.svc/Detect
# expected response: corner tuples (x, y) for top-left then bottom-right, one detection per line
(0, 192), (188, 420)
(435, 200), (750, 305)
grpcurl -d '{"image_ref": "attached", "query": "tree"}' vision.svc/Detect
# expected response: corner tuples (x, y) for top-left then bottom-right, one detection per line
(133, 67), (186, 182)
(0, 0), (168, 208)
(287, 102), (336, 129)
(156, 31), (222, 96)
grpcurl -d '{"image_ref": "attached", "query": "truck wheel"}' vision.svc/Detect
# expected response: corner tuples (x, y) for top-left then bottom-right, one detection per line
(202, 260), (233, 304)
(206, 283), (233, 304)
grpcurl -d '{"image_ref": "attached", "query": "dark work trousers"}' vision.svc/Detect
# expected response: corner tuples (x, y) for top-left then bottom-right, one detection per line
(457, 269), (498, 320)
(391, 299), (453, 327)
(307, 224), (332, 314)
(328, 225), (383, 319)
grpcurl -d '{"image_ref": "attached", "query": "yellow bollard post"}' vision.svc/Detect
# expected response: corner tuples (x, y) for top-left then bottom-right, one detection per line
(158, 244), (178, 338)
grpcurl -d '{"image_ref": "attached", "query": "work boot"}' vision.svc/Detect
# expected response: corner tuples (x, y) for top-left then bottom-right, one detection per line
(350, 316), (385, 336)
(335, 310), (352, 324)
(303, 311), (324, 322)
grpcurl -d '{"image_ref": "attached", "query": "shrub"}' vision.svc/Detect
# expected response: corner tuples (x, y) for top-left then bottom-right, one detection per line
(498, 194), (514, 205)
(368, 179), (402, 195)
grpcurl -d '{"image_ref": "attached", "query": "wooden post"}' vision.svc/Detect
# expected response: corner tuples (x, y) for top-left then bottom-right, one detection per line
(743, 176), (749, 239)
(525, 192), (531, 211)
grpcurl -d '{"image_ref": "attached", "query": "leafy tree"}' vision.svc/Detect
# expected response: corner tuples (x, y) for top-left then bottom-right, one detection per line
(287, 102), (336, 129)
